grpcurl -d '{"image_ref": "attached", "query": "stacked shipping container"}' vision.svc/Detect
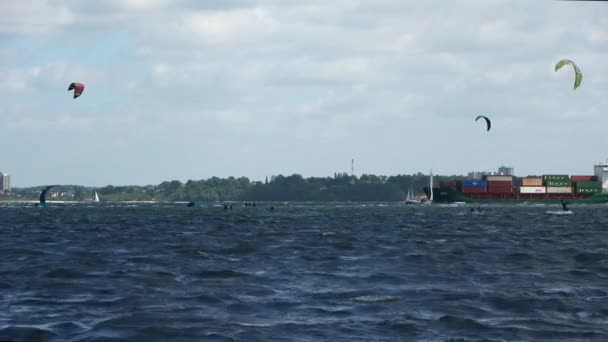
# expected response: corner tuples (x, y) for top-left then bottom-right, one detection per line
(546, 180), (572, 187)
(483, 176), (513, 182)
(543, 175), (572, 194)
(546, 187), (572, 194)
(573, 180), (602, 194)
(571, 175), (597, 182)
(543, 175), (570, 181)
(463, 180), (487, 186)
(485, 175), (513, 194)
(521, 178), (543, 186)
(460, 180), (487, 193)
(440, 173), (604, 199)
(519, 177), (545, 193)
(519, 186), (546, 194)
(562, 175), (601, 194)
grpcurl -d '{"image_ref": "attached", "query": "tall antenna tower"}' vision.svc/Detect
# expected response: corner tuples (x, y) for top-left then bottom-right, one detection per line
(351, 158), (355, 177)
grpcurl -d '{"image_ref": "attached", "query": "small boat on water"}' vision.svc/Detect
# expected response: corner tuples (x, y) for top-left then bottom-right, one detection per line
(405, 186), (420, 205)
(81, 191), (100, 203)
(407, 170), (434, 205)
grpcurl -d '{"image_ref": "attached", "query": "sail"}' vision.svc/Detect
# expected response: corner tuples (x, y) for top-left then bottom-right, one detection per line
(406, 186), (414, 201)
(405, 185), (420, 204)
(94, 191), (100, 202)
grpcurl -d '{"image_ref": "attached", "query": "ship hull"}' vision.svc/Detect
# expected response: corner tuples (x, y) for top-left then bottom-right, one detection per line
(433, 187), (608, 204)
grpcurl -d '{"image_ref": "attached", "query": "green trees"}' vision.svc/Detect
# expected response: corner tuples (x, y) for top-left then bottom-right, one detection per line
(10, 172), (455, 202)
(241, 173), (436, 202)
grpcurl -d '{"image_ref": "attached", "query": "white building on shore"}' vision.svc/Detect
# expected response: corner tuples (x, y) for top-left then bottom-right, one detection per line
(0, 172), (10, 193)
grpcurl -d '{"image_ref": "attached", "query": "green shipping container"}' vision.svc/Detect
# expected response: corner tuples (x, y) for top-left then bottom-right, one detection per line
(545, 180), (572, 187)
(576, 187), (602, 194)
(575, 181), (602, 189)
(543, 175), (570, 181)
(574, 181), (602, 194)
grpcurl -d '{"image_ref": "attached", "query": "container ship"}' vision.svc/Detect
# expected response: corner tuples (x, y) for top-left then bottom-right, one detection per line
(431, 161), (608, 204)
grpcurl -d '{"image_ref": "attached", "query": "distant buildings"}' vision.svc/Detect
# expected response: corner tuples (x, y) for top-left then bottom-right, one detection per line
(468, 166), (515, 179)
(498, 166), (514, 176)
(0, 172), (10, 193)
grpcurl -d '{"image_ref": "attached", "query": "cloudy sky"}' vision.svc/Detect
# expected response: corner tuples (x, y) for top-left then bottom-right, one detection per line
(1, 0), (606, 187)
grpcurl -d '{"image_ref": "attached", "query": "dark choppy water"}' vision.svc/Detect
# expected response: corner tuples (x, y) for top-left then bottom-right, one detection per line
(1, 202), (608, 341)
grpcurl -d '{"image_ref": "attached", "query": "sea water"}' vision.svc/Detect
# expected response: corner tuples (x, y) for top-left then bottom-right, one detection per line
(1, 203), (607, 341)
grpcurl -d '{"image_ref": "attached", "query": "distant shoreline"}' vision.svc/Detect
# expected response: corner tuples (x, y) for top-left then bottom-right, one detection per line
(0, 173), (441, 203)
(3, 200), (158, 204)
(0, 200), (409, 204)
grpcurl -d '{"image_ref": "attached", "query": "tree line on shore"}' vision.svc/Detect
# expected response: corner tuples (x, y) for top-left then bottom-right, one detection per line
(4, 173), (465, 202)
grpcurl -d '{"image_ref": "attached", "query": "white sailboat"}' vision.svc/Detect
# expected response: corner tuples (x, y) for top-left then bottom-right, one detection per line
(405, 186), (420, 205)
(94, 191), (100, 203)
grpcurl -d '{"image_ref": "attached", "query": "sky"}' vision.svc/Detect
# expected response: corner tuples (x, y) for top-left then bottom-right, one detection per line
(0, 0), (607, 187)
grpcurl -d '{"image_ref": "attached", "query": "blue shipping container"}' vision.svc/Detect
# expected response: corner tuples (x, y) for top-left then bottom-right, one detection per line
(462, 180), (487, 187)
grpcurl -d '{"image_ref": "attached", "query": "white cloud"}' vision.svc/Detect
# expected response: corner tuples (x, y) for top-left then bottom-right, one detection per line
(120, 0), (171, 10)
(212, 110), (253, 125)
(277, 57), (371, 84)
(179, 7), (279, 44)
(152, 63), (170, 76)
(0, 67), (41, 92)
(42, 63), (106, 87)
(0, 1), (74, 34)
(378, 33), (416, 52)
(0, 63), (106, 95)
(479, 20), (512, 44)
(8, 114), (93, 131)
(588, 28), (608, 43)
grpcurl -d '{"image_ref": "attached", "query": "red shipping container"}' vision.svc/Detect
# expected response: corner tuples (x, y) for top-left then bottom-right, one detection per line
(440, 181), (457, 188)
(461, 186), (487, 193)
(487, 180), (513, 187)
(571, 175), (597, 182)
(487, 186), (513, 193)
